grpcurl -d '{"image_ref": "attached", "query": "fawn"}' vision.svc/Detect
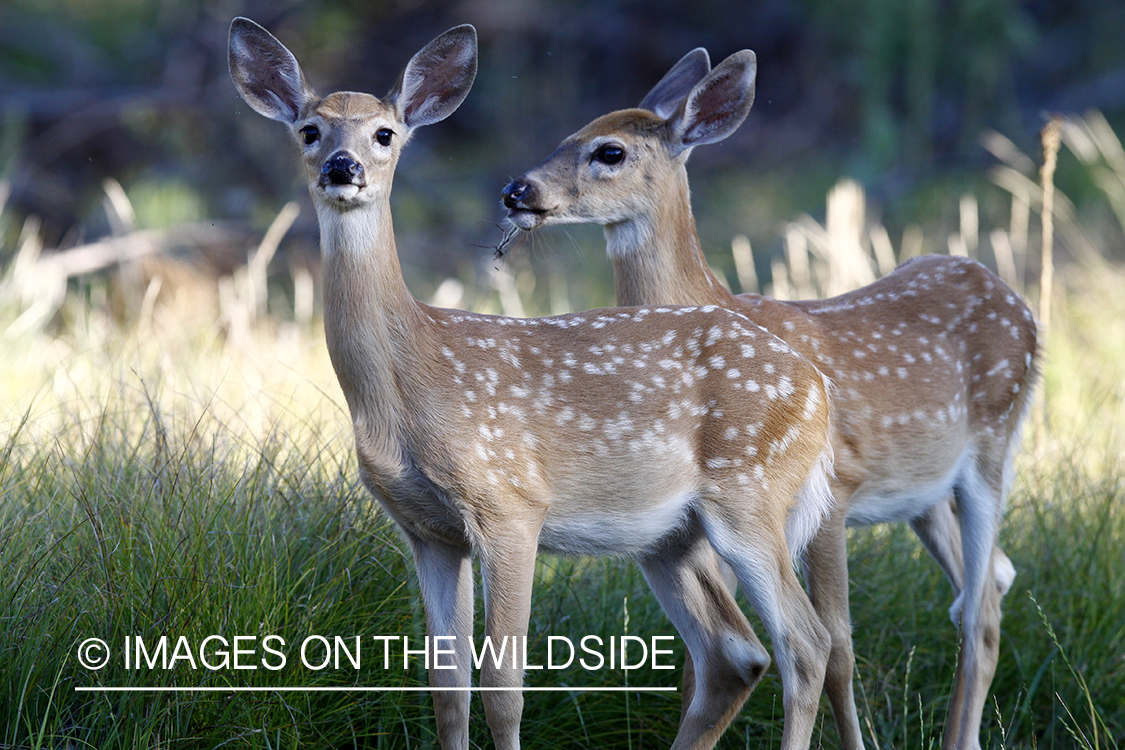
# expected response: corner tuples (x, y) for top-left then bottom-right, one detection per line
(231, 19), (845, 750)
(502, 47), (1039, 750)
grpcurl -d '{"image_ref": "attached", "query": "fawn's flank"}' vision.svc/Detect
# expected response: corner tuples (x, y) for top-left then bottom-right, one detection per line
(503, 47), (1039, 750)
(230, 19), (843, 750)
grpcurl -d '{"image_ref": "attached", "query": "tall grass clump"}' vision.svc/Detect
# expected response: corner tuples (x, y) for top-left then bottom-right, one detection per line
(0, 319), (434, 748)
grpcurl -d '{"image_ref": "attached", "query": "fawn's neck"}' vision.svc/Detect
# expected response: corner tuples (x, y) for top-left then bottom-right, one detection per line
(318, 199), (431, 471)
(604, 167), (737, 309)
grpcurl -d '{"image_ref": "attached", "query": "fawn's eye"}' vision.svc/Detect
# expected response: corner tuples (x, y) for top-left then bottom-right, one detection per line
(375, 128), (394, 147)
(299, 126), (319, 146)
(592, 144), (625, 165)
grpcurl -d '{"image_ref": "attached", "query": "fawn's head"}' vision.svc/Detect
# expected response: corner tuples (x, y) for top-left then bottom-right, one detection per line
(229, 18), (477, 212)
(502, 48), (755, 233)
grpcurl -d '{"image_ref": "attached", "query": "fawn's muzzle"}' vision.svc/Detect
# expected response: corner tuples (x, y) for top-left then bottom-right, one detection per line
(501, 178), (552, 230)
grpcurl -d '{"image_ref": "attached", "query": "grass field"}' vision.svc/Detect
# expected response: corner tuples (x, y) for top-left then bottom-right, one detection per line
(3, 166), (1125, 749)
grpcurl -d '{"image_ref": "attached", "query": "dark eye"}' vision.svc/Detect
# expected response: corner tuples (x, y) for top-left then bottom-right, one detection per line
(593, 144), (625, 165)
(299, 125), (319, 145)
(375, 128), (394, 147)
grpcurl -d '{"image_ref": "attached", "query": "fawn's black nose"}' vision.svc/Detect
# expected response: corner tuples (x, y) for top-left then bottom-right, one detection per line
(321, 153), (365, 185)
(501, 179), (531, 209)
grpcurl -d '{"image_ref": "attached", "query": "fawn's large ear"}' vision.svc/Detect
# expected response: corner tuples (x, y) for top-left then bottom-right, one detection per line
(668, 50), (756, 156)
(638, 48), (711, 119)
(229, 17), (318, 124)
(391, 24), (478, 129)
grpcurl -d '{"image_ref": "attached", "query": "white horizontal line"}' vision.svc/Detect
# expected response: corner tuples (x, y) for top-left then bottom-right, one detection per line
(75, 686), (676, 693)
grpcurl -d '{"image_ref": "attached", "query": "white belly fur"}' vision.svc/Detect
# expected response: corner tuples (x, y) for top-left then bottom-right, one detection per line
(537, 488), (697, 557)
(845, 447), (972, 527)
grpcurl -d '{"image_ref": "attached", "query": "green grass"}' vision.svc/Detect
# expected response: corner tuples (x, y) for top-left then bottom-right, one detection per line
(1, 379), (419, 748)
(837, 457), (1124, 750)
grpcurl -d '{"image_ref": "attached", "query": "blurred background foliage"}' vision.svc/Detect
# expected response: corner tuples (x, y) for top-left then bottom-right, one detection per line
(2, 0), (1125, 318)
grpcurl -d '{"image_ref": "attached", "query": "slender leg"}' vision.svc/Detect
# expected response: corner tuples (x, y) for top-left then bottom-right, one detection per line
(942, 472), (1004, 750)
(477, 528), (541, 750)
(677, 556), (743, 722)
(910, 498), (1016, 625)
(640, 525), (770, 750)
(910, 498), (965, 592)
(702, 508), (831, 750)
(802, 502), (865, 749)
(408, 535), (475, 750)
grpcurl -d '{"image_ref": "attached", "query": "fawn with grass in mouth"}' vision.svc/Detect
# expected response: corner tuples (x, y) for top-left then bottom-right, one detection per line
(503, 46), (1040, 750)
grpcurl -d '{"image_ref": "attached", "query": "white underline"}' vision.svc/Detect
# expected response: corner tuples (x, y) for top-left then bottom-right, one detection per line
(75, 686), (676, 693)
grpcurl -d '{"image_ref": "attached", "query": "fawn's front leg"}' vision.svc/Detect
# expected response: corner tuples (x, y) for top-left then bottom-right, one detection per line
(802, 502), (865, 750)
(478, 523), (541, 750)
(409, 535), (475, 750)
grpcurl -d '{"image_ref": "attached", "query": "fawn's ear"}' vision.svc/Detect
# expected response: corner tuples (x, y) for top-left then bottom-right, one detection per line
(391, 24), (478, 129)
(638, 48), (711, 119)
(229, 17), (318, 124)
(667, 50), (756, 156)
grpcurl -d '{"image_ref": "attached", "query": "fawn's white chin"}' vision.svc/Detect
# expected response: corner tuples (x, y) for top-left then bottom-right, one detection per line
(324, 184), (361, 202)
(507, 208), (547, 230)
